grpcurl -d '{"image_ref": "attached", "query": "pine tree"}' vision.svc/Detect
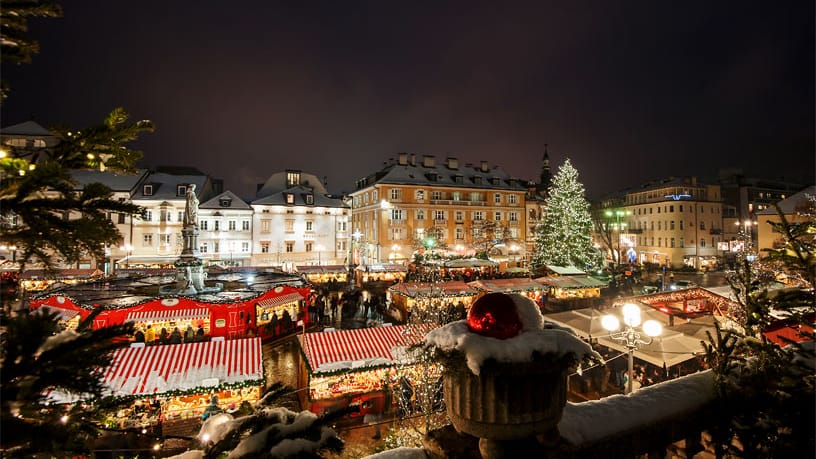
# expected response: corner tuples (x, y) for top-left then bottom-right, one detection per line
(531, 159), (601, 270)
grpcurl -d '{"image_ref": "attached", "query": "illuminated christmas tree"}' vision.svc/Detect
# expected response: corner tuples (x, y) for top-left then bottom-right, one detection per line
(531, 159), (601, 270)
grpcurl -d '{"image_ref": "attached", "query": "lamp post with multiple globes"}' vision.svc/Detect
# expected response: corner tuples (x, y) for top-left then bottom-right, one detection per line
(602, 303), (663, 394)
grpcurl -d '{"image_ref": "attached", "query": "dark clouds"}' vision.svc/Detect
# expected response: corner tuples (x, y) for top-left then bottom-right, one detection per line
(2, 1), (813, 198)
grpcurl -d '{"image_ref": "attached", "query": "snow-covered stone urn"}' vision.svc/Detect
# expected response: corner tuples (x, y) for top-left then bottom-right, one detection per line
(422, 293), (600, 459)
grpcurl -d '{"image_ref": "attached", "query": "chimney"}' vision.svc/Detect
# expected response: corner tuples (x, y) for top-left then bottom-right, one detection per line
(398, 152), (408, 165)
(480, 160), (489, 172)
(423, 155), (436, 167)
(410, 153), (416, 166)
(446, 156), (458, 170)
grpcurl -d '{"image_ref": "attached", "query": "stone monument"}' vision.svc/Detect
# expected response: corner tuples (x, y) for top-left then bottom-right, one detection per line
(159, 184), (222, 296)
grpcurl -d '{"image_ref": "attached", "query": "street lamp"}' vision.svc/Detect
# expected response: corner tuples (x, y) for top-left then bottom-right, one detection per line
(604, 209), (631, 265)
(602, 303), (662, 394)
(315, 244), (325, 265)
(120, 243), (134, 268)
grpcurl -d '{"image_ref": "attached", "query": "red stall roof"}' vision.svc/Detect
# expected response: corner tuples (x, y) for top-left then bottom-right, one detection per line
(103, 337), (263, 396)
(125, 308), (210, 322)
(298, 324), (435, 374)
(257, 292), (304, 309)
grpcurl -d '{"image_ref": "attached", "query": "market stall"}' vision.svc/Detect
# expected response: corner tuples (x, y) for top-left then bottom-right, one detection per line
(467, 278), (544, 305)
(356, 264), (407, 285)
(19, 268), (104, 292)
(31, 298), (86, 329)
(296, 324), (435, 419)
(387, 281), (480, 322)
(255, 288), (307, 337)
(103, 337), (264, 424)
(296, 265), (349, 286)
(535, 274), (608, 311)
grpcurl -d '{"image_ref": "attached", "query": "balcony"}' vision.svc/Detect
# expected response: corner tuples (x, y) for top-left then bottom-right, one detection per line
(433, 219), (447, 226)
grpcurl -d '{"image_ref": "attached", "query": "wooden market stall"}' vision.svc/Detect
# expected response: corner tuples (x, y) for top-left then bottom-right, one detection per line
(103, 337), (264, 428)
(19, 268), (104, 292)
(387, 280), (480, 322)
(467, 278), (545, 305)
(355, 264), (407, 286)
(296, 265), (350, 286)
(535, 274), (608, 311)
(296, 324), (435, 421)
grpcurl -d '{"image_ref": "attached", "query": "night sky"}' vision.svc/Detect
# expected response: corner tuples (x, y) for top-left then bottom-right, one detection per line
(2, 1), (813, 199)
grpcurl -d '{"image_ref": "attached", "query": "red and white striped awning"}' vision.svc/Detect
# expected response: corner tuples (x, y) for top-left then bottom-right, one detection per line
(103, 337), (263, 396)
(35, 305), (80, 322)
(298, 324), (435, 374)
(257, 292), (304, 309)
(125, 308), (210, 323)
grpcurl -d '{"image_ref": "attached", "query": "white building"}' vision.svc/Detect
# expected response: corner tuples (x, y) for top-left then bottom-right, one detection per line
(250, 170), (349, 269)
(198, 190), (253, 267)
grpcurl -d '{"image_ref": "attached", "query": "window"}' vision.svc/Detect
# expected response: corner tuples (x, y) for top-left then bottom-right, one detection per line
(118, 213), (126, 224)
(286, 193), (295, 204)
(261, 242), (270, 253)
(242, 220), (250, 231)
(657, 207), (661, 213)
(162, 233), (172, 245)
(679, 205), (684, 212)
(213, 221), (220, 231)
(213, 241), (219, 253)
(337, 221), (347, 231)
(200, 243), (208, 253)
(671, 238), (675, 248)
(470, 192), (484, 202)
(241, 242), (249, 252)
(658, 238), (661, 247)
(143, 234), (153, 246)
(390, 188), (402, 200)
(680, 237), (684, 248)
(669, 205), (674, 212)
(372, 190), (377, 201)
(650, 221), (654, 230)
(455, 211), (464, 222)
(455, 227), (464, 240)
(700, 221), (706, 230)
(219, 197), (232, 207)
(306, 221), (313, 231)
(285, 242), (294, 253)
(508, 212), (519, 222)
(415, 190), (425, 201)
(658, 221), (662, 231)
(509, 228), (519, 238)
(508, 195), (518, 205)
(285, 220), (294, 232)
(177, 185), (187, 196)
(473, 211), (484, 221)
(670, 220), (675, 230)
(454, 175), (464, 184)
(473, 176), (483, 185)
(494, 193), (502, 204)
(494, 211), (502, 221)
(143, 184), (153, 196)
(451, 192), (460, 201)
(391, 209), (404, 220)
(286, 171), (301, 187)
(144, 210), (153, 222)
(432, 191), (443, 200)
(201, 220), (209, 230)
(680, 220), (684, 230)
(261, 220), (271, 233)
(416, 210), (425, 220)
(178, 211), (184, 222)
(160, 210), (171, 222)
(700, 238), (706, 248)
(305, 194), (314, 205)
(390, 227), (404, 240)
(305, 242), (313, 252)
(337, 241), (347, 251)
(434, 210), (445, 221)
(228, 220), (236, 231)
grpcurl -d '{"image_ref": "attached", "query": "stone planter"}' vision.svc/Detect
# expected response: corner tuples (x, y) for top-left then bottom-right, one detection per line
(443, 358), (569, 458)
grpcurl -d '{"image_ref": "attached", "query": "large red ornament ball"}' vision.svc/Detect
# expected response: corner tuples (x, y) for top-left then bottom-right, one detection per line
(466, 292), (523, 339)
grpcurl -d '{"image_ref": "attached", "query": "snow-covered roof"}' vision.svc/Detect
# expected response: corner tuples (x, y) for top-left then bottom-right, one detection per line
(70, 169), (149, 192)
(199, 190), (252, 210)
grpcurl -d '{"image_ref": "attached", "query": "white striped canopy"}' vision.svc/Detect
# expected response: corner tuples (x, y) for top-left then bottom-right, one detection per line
(257, 292), (304, 309)
(298, 324), (435, 374)
(125, 308), (209, 322)
(103, 337), (263, 396)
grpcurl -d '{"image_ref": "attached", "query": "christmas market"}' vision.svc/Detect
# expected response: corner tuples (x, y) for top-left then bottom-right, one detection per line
(28, 270), (312, 342)
(296, 324), (435, 420)
(296, 265), (350, 285)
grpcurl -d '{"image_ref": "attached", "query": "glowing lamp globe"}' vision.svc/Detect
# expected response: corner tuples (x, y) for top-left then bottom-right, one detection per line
(642, 319), (663, 337)
(466, 292), (523, 339)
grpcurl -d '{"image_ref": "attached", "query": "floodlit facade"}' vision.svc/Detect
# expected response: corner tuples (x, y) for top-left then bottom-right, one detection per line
(619, 177), (724, 269)
(198, 190), (254, 267)
(349, 153), (528, 265)
(250, 170), (349, 270)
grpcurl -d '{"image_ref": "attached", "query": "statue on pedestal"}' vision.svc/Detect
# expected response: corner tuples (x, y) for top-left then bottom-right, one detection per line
(184, 184), (199, 227)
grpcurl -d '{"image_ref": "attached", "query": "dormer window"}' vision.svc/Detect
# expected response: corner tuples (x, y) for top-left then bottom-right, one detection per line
(286, 171), (301, 187)
(490, 177), (501, 186)
(285, 193), (295, 205)
(143, 184), (153, 196)
(454, 175), (464, 184)
(305, 194), (314, 205)
(473, 176), (483, 185)
(219, 197), (232, 207)
(177, 185), (187, 196)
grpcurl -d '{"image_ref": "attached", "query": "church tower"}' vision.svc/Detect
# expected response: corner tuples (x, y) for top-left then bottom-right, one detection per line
(535, 144), (553, 196)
